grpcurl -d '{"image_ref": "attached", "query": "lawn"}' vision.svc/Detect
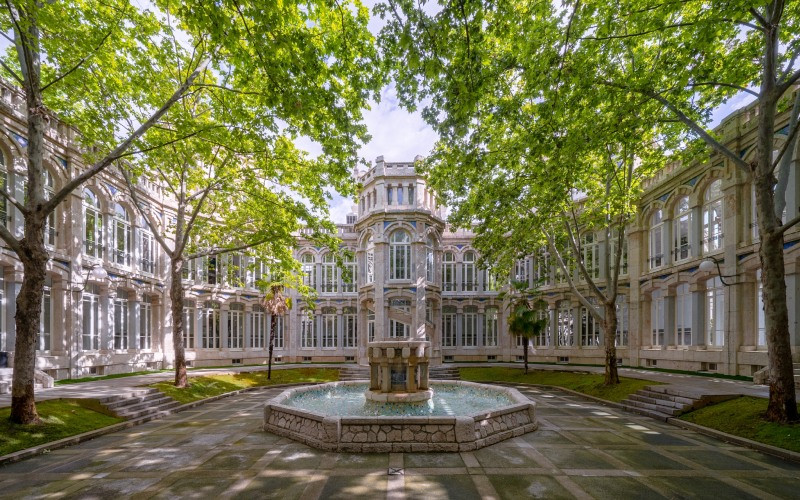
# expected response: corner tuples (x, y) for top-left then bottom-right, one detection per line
(459, 367), (657, 402)
(150, 367), (339, 404)
(0, 399), (123, 456)
(679, 396), (800, 453)
(56, 369), (169, 385)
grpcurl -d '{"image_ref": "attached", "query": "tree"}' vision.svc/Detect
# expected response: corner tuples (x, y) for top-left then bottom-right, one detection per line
(1, 0), (380, 423)
(376, 0), (671, 386)
(568, 0), (800, 422)
(263, 284), (290, 380)
(501, 281), (547, 374)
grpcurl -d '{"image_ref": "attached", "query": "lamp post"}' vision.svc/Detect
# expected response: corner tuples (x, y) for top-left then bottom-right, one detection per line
(698, 255), (739, 286)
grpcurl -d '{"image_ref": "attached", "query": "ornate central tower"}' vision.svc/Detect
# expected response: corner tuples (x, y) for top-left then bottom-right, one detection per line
(354, 156), (446, 387)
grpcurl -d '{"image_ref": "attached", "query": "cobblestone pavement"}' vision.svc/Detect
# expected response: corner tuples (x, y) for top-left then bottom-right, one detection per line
(1, 385), (798, 500)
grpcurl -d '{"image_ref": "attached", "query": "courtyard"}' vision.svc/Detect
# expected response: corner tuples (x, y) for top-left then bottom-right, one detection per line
(0, 384), (798, 499)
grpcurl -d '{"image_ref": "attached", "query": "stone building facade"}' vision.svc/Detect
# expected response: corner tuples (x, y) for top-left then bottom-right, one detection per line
(0, 78), (798, 380)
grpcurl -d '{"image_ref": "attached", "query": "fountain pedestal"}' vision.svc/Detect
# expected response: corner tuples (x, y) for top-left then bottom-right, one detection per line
(365, 340), (432, 403)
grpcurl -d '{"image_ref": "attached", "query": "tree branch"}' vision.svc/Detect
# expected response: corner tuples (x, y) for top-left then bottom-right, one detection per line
(687, 81), (759, 97)
(40, 23), (118, 92)
(185, 238), (271, 261)
(42, 55), (212, 215)
(119, 166), (174, 258)
(0, 188), (26, 214)
(0, 218), (22, 255)
(0, 59), (24, 85)
(778, 210), (800, 234)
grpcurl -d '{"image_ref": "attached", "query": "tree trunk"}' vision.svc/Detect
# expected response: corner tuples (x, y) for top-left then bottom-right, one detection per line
(170, 258), (188, 388)
(603, 302), (619, 386)
(523, 341), (529, 374)
(268, 314), (276, 380)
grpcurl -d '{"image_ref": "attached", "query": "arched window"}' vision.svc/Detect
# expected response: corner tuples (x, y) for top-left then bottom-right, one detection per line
(462, 251), (477, 291)
(44, 169), (55, 246)
(365, 236), (375, 284)
(702, 180), (724, 253)
(140, 298), (152, 349)
(610, 229), (627, 276)
(557, 301), (574, 347)
(321, 306), (337, 348)
(251, 304), (265, 349)
(580, 298), (600, 346)
(651, 290), (665, 346)
(183, 300), (196, 349)
(0, 150), (7, 225)
(301, 308), (316, 348)
(390, 230), (411, 280)
(515, 258), (530, 284)
(227, 303), (244, 349)
(389, 298), (411, 338)
(111, 203), (131, 267)
(301, 253), (316, 289)
(82, 284), (100, 350)
(649, 209), (665, 269)
(442, 251), (456, 291)
(756, 269), (766, 347)
(342, 252), (357, 293)
(83, 189), (103, 258)
(615, 295), (628, 347)
(321, 253), (336, 293)
(408, 183), (415, 206)
(387, 185), (394, 205)
(425, 236), (434, 283)
(367, 309), (375, 342)
(673, 197), (692, 262)
(113, 292), (129, 350)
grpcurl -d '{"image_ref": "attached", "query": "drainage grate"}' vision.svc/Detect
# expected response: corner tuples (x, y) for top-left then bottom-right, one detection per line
(388, 467), (404, 476)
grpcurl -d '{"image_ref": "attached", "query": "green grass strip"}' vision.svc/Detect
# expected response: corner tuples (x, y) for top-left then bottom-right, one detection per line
(459, 367), (657, 403)
(0, 399), (123, 456)
(679, 396), (800, 453)
(151, 367), (339, 404)
(55, 370), (170, 385)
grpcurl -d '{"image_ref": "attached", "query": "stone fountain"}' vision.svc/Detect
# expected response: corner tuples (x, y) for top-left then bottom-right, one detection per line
(364, 340), (431, 403)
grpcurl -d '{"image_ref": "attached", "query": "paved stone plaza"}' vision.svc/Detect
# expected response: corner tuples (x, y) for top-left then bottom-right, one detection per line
(0, 385), (798, 499)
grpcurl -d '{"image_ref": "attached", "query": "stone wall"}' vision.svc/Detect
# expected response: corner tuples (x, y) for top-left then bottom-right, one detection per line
(262, 382), (538, 452)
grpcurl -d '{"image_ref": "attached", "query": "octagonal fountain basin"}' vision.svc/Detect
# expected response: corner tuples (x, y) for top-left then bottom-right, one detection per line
(262, 381), (537, 452)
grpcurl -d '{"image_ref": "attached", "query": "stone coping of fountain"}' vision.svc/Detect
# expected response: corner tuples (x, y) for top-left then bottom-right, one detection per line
(262, 380), (537, 453)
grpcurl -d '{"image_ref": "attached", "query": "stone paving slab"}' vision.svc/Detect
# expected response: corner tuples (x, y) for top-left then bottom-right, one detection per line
(0, 384), (798, 499)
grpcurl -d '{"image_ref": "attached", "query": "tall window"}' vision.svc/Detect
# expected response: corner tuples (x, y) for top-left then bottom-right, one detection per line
(483, 307), (498, 347)
(322, 254), (337, 293)
(271, 314), (284, 349)
(387, 186), (394, 205)
(425, 236), (434, 283)
(534, 308), (549, 347)
(111, 203), (131, 267)
(140, 300), (152, 349)
(483, 268), (500, 291)
(251, 305), (265, 348)
(226, 254), (246, 287)
(702, 180), (724, 253)
(389, 319), (409, 338)
(390, 230), (411, 280)
(534, 251), (550, 285)
(514, 258), (529, 284)
(367, 309), (375, 342)
(673, 197), (692, 262)
(39, 287), (51, 351)
(322, 307), (337, 348)
(757, 270), (766, 347)
(557, 301), (574, 347)
(615, 295), (628, 347)
(676, 284), (692, 346)
(301, 253), (316, 289)
(182, 258), (196, 282)
(442, 306), (456, 346)
(408, 184), (415, 205)
(0, 152), (7, 225)
(201, 301), (220, 349)
(442, 252), (456, 291)
(83, 189), (103, 258)
(202, 255), (219, 285)
(301, 309), (316, 348)
(82, 284), (100, 350)
(228, 303), (244, 348)
(113, 296), (129, 349)
(581, 299), (600, 346)
(651, 290), (665, 346)
(343, 307), (357, 348)
(140, 222), (156, 275)
(397, 185), (404, 204)
(365, 236), (375, 284)
(184, 301), (196, 349)
(342, 253), (357, 293)
(462, 306), (477, 347)
(44, 170), (55, 247)
(462, 251), (477, 291)
(649, 209), (665, 269)
(581, 233), (599, 279)
(706, 277), (725, 347)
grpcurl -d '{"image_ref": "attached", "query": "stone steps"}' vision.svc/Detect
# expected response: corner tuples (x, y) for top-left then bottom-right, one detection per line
(430, 367), (460, 381)
(97, 388), (182, 420)
(339, 366), (369, 381)
(621, 385), (738, 422)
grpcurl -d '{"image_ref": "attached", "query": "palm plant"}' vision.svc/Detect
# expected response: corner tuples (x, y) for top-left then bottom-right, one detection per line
(501, 280), (548, 374)
(262, 284), (291, 379)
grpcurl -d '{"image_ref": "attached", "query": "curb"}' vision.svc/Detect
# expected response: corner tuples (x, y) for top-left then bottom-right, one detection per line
(666, 416), (800, 464)
(0, 382), (317, 466)
(473, 379), (800, 464)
